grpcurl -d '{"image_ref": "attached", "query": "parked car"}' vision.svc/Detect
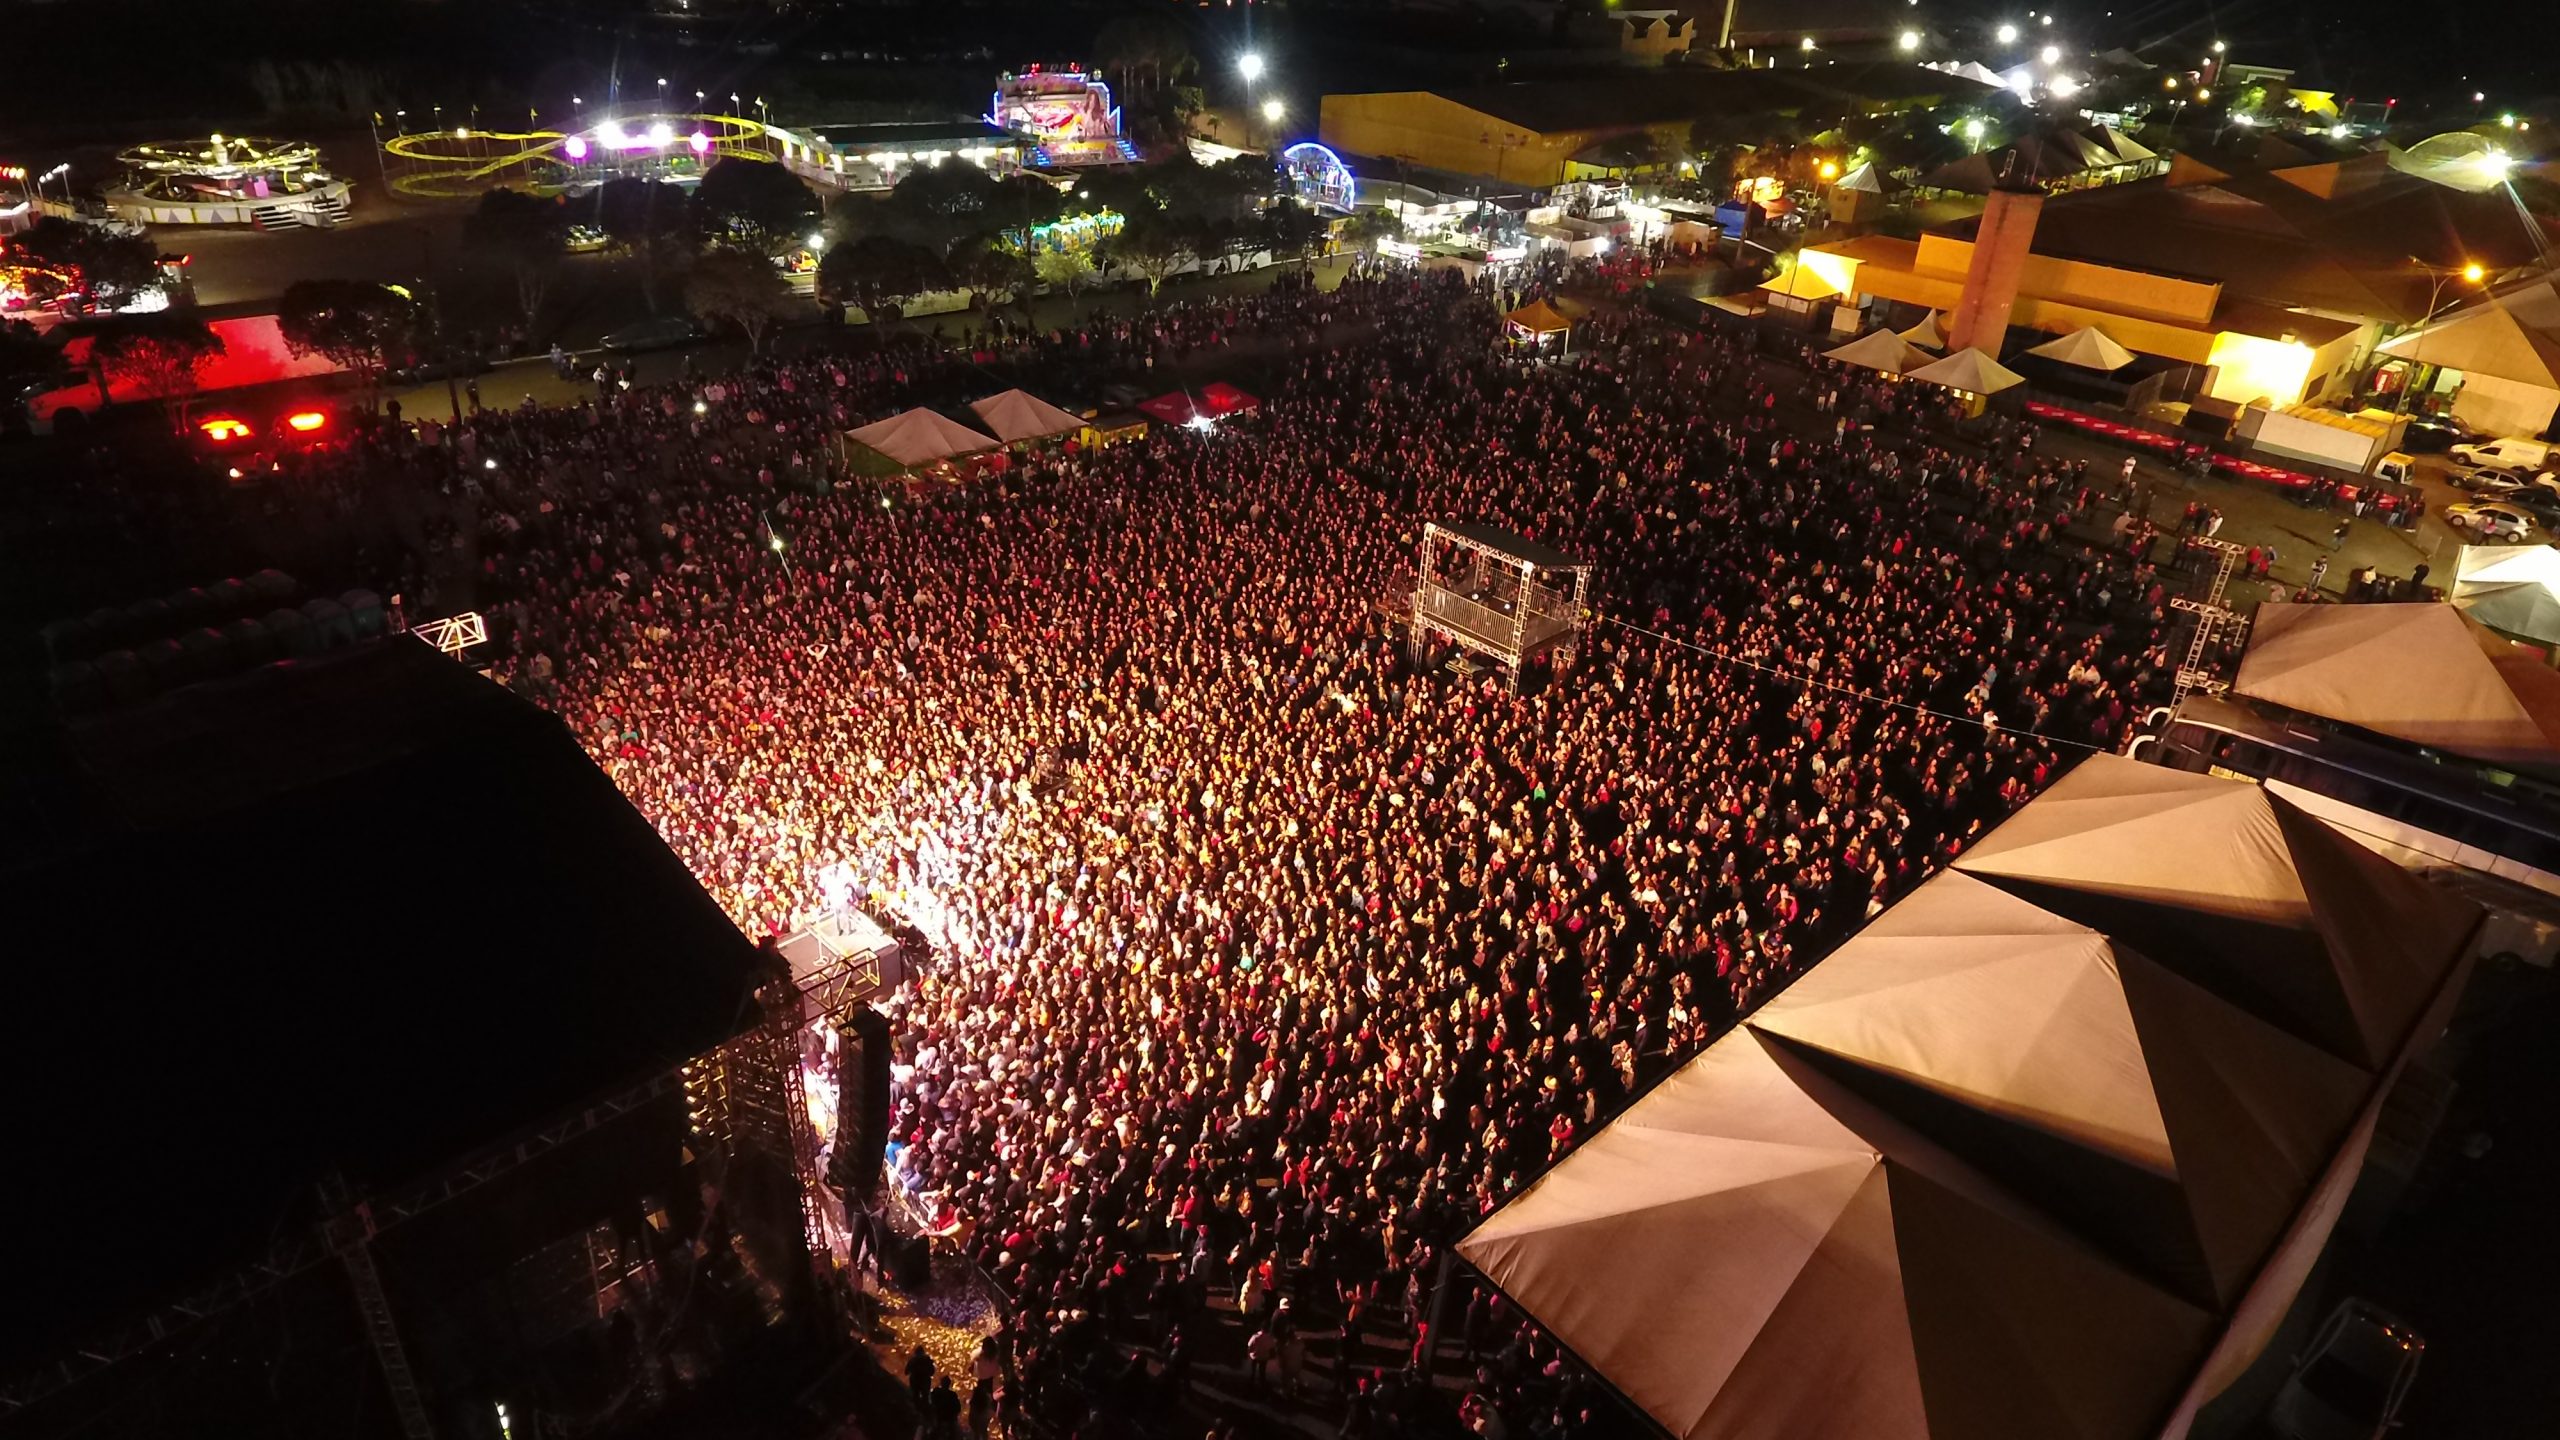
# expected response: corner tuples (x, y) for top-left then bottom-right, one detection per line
(601, 315), (702, 353)
(2399, 414), (2476, 454)
(2266, 1299), (2424, 1440)
(2445, 500), (2538, 539)
(2450, 435), (2555, 472)
(564, 224), (609, 254)
(2448, 461), (2556, 494)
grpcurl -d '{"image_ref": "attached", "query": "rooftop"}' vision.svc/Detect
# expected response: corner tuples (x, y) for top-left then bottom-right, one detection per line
(0, 640), (764, 1374)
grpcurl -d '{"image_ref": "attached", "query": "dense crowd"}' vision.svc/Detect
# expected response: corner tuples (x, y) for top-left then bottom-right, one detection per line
(289, 268), (2178, 1437)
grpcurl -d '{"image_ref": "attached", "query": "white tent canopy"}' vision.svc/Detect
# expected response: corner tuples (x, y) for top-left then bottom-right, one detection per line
(2451, 543), (2560, 645)
(2027, 326), (2139, 372)
(968, 388), (1087, 443)
(1898, 310), (1949, 351)
(1905, 346), (2026, 395)
(1833, 160), (1887, 194)
(845, 407), (1000, 467)
(1823, 329), (1927, 375)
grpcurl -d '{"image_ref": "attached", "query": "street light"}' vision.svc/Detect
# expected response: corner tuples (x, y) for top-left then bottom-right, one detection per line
(2039, 44), (2060, 64)
(2211, 39), (2227, 53)
(1898, 30), (1920, 51)
(1995, 22), (2018, 43)
(1238, 53), (1265, 83)
(1262, 98), (1285, 124)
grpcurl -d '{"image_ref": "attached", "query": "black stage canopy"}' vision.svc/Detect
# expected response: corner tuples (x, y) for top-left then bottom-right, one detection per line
(0, 640), (764, 1376)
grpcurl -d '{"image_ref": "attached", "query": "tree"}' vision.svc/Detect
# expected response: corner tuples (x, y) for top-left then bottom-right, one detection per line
(948, 240), (1035, 312)
(1103, 212), (1199, 297)
(595, 179), (700, 314)
(90, 312), (224, 429)
(278, 279), (417, 407)
(464, 188), (570, 328)
(684, 250), (799, 354)
(695, 158), (822, 254)
(12, 217), (164, 307)
(1033, 247), (1099, 304)
(1260, 199), (1327, 258)
(1340, 208), (1405, 249)
(817, 236), (950, 325)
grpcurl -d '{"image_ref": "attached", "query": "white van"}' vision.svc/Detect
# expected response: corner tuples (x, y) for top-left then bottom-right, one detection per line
(2450, 435), (2554, 471)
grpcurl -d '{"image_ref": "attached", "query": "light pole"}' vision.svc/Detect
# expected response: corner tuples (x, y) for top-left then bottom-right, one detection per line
(2390, 258), (2486, 415)
(1261, 98), (1285, 152)
(1239, 52), (1266, 149)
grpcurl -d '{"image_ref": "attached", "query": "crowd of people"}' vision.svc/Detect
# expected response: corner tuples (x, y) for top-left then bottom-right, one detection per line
(196, 265), (2181, 1437)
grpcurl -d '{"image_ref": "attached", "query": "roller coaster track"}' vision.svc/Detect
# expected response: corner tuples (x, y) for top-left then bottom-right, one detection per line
(381, 114), (771, 199)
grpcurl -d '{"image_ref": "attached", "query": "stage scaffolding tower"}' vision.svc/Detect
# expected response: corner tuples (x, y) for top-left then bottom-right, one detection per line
(1407, 521), (1595, 691)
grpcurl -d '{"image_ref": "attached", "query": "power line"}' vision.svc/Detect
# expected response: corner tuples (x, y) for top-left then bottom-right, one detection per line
(1592, 613), (2119, 755)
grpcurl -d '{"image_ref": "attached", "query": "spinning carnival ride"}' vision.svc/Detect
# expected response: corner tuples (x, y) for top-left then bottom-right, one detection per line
(104, 135), (352, 229)
(380, 113), (773, 199)
(1282, 143), (1359, 214)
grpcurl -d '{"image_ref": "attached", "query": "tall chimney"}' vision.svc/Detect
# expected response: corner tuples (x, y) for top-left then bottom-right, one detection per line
(1945, 185), (2043, 356)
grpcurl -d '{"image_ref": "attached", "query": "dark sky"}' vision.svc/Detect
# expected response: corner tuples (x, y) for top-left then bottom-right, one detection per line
(2052, 0), (2560, 99)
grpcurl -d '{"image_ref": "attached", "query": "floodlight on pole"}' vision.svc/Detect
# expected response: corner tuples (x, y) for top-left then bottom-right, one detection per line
(1996, 22), (2018, 43)
(1262, 98), (1285, 123)
(1898, 30), (1920, 51)
(2039, 44), (2060, 64)
(1238, 53), (1265, 83)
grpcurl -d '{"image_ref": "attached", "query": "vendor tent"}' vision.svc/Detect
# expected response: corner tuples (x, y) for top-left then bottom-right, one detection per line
(2027, 326), (2139, 372)
(1460, 756), (2478, 1440)
(968, 388), (1086, 443)
(1759, 265), (1844, 301)
(1505, 299), (1573, 335)
(1905, 347), (2026, 396)
(2375, 301), (2560, 389)
(1824, 329), (1927, 374)
(2234, 601), (2560, 778)
(1898, 310), (1949, 351)
(1200, 381), (1260, 414)
(845, 408), (999, 467)
(1833, 161), (1886, 194)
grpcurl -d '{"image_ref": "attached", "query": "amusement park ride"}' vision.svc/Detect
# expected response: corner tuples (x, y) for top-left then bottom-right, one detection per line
(380, 112), (775, 199)
(102, 136), (353, 228)
(988, 67), (1139, 168)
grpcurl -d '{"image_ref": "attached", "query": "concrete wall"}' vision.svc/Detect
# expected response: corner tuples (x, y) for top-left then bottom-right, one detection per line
(2452, 371), (2560, 440)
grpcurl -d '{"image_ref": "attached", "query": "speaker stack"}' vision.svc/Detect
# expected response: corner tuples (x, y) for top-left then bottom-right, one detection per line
(830, 1004), (892, 1203)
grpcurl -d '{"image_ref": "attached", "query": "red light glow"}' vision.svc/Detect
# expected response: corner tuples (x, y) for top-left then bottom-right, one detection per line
(198, 416), (252, 441)
(285, 410), (328, 433)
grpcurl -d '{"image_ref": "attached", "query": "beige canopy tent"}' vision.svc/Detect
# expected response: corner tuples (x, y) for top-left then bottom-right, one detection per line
(844, 407), (1000, 467)
(1897, 310), (1949, 352)
(2235, 602), (2560, 778)
(2026, 326), (2139, 372)
(1904, 347), (2026, 396)
(1506, 299), (1575, 357)
(1951, 753), (2479, 1071)
(1823, 329), (1927, 375)
(1760, 265), (1845, 302)
(968, 388), (1087, 444)
(1461, 756), (2478, 1440)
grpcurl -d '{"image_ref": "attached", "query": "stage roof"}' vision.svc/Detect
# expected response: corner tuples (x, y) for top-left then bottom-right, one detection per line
(0, 640), (765, 1376)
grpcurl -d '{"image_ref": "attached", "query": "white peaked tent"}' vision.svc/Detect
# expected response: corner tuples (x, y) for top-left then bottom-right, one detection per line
(2234, 602), (2560, 777)
(1462, 757), (2479, 1440)
(2451, 543), (2560, 646)
(968, 388), (1086, 443)
(1950, 754), (2479, 1071)
(1823, 329), (1927, 375)
(845, 408), (1000, 467)
(2100, 125), (2159, 164)
(1833, 160), (1887, 194)
(1898, 310), (1949, 351)
(1904, 346), (2026, 396)
(2026, 326), (2139, 372)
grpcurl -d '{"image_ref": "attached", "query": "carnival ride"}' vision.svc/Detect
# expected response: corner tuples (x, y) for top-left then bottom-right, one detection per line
(989, 67), (1138, 167)
(104, 135), (352, 228)
(380, 112), (773, 199)
(1282, 142), (1358, 214)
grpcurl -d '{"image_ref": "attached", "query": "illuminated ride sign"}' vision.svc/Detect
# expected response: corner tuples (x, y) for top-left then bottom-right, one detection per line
(990, 66), (1126, 164)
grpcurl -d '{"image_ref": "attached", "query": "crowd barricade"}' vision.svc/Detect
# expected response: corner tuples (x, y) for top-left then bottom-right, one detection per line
(2023, 399), (2421, 525)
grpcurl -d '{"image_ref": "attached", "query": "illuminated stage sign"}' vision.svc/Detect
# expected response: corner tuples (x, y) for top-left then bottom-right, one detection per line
(990, 66), (1127, 166)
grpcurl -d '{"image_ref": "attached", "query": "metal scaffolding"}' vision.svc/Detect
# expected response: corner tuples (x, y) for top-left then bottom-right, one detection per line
(1407, 521), (1595, 691)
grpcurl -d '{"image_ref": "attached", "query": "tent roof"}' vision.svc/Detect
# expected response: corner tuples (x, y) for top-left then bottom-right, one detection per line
(1834, 160), (1887, 193)
(968, 388), (1086, 443)
(1459, 1026), (2218, 1440)
(1752, 870), (2369, 1310)
(2236, 602), (2560, 777)
(846, 407), (999, 466)
(2450, 544), (2560, 644)
(2374, 300), (2560, 391)
(2026, 325), (2140, 372)
(1898, 310), (1948, 351)
(2101, 125), (2159, 163)
(1905, 347), (2025, 395)
(1506, 299), (1574, 333)
(1760, 265), (1844, 300)
(1824, 329), (1926, 374)
(1952, 754), (2479, 1071)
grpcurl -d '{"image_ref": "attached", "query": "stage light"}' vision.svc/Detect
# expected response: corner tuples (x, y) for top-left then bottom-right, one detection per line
(564, 136), (589, 161)
(689, 130), (712, 156)
(199, 416), (251, 441)
(598, 121), (628, 147)
(285, 410), (328, 433)
(648, 122), (675, 148)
